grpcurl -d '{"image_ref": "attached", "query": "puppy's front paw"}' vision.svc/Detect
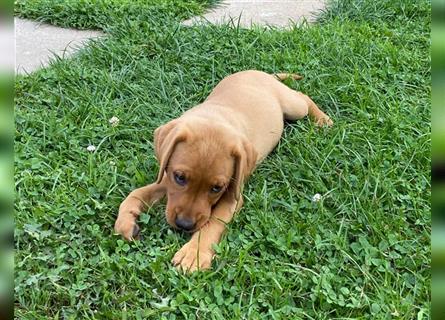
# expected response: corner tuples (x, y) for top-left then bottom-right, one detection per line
(172, 242), (214, 273)
(114, 214), (140, 240)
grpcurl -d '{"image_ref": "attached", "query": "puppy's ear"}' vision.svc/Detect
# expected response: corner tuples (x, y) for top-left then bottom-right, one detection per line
(231, 137), (258, 201)
(153, 120), (188, 183)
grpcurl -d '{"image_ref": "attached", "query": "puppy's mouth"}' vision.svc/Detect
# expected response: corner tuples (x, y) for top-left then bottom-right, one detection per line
(168, 215), (210, 233)
(180, 220), (209, 234)
(191, 216), (211, 232)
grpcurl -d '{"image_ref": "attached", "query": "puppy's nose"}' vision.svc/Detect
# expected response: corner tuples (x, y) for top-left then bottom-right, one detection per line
(175, 217), (195, 231)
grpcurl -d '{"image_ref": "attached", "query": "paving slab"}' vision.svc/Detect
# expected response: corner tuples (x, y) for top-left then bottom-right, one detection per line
(15, 1), (325, 74)
(183, 0), (326, 28)
(15, 17), (103, 75)
(0, 22), (14, 73)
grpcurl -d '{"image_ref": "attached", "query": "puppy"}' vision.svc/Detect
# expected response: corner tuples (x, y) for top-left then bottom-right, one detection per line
(114, 70), (333, 272)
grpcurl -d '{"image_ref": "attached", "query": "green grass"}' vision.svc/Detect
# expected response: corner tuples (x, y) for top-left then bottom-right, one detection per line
(14, 0), (216, 29)
(15, 0), (431, 318)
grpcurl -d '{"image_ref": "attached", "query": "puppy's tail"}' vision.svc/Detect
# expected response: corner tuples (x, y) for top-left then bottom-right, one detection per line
(273, 73), (303, 81)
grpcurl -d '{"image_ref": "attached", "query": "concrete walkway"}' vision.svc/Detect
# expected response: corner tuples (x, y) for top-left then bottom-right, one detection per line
(15, 1), (326, 74)
(183, 0), (326, 28)
(15, 17), (103, 75)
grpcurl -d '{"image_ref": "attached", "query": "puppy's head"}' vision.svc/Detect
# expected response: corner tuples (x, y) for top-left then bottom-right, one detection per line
(153, 119), (257, 232)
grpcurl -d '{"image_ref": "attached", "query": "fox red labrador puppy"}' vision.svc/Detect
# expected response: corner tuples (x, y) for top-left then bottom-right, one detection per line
(114, 70), (333, 272)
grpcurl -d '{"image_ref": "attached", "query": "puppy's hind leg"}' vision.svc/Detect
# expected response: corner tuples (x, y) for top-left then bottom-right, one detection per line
(281, 90), (333, 127)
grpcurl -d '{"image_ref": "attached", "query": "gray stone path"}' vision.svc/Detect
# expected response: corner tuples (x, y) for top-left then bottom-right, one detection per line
(15, 0), (326, 74)
(15, 17), (103, 75)
(183, 0), (326, 28)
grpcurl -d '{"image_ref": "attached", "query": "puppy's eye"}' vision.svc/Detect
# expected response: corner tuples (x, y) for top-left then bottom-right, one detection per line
(210, 185), (223, 193)
(174, 172), (187, 186)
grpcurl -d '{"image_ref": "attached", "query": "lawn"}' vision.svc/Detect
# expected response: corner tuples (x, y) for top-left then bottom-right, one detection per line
(15, 0), (431, 318)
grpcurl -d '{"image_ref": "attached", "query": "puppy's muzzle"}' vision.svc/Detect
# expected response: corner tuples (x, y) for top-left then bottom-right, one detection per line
(175, 217), (195, 231)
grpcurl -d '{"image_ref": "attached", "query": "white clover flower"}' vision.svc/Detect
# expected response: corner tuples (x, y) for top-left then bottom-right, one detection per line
(86, 145), (96, 152)
(109, 116), (120, 126)
(312, 193), (322, 202)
